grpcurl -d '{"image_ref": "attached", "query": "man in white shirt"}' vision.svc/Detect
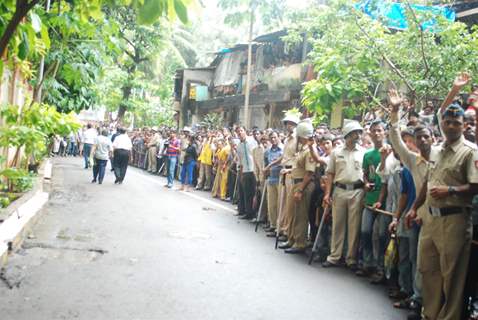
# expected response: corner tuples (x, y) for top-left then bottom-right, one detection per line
(83, 124), (98, 169)
(112, 127), (132, 184)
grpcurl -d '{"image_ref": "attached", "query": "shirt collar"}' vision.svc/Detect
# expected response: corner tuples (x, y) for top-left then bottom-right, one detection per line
(441, 136), (464, 153)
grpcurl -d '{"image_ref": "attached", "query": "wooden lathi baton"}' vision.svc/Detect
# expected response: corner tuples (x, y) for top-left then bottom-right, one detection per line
(366, 205), (395, 217)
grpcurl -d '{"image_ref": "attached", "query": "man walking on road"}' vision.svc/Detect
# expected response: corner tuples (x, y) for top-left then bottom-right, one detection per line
(91, 129), (113, 184)
(83, 123), (98, 169)
(112, 127), (132, 184)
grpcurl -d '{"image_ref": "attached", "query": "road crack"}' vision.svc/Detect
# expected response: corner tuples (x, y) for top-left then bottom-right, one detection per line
(22, 242), (108, 254)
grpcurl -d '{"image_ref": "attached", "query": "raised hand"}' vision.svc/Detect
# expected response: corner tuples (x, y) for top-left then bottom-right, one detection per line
(379, 144), (392, 160)
(387, 89), (403, 112)
(453, 72), (471, 89)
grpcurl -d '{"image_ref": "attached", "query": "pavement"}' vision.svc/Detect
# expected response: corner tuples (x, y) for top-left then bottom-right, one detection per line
(0, 157), (406, 320)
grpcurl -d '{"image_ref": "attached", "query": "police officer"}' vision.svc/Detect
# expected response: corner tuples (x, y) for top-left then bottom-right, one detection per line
(264, 112), (300, 241)
(278, 119), (317, 254)
(406, 104), (478, 320)
(322, 121), (365, 269)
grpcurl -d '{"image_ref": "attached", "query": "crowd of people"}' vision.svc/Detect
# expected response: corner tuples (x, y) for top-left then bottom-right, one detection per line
(62, 73), (478, 320)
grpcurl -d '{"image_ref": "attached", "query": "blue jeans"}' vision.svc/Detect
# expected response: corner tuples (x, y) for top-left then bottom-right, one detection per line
(68, 142), (76, 155)
(83, 143), (92, 168)
(166, 156), (178, 186)
(398, 226), (422, 301)
(180, 160), (196, 185)
(360, 207), (391, 270)
(92, 158), (107, 183)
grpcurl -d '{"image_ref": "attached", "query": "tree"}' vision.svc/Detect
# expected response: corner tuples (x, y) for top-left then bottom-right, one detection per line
(0, 0), (194, 77)
(287, 0), (478, 120)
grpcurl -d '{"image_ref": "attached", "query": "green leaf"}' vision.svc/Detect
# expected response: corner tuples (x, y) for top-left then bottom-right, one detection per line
(174, 0), (188, 24)
(138, 0), (164, 25)
(40, 24), (50, 49)
(18, 35), (29, 60)
(30, 12), (42, 33)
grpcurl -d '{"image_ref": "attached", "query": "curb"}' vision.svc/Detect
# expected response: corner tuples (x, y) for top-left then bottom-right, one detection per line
(0, 159), (51, 267)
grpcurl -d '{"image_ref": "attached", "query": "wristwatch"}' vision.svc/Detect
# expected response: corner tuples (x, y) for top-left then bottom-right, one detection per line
(448, 186), (457, 195)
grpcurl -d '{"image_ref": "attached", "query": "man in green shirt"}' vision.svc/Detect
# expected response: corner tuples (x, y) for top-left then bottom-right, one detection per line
(356, 120), (390, 281)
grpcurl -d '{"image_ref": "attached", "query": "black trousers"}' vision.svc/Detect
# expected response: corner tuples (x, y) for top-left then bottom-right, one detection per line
(238, 172), (256, 218)
(227, 168), (237, 201)
(113, 149), (130, 182)
(462, 224), (478, 319)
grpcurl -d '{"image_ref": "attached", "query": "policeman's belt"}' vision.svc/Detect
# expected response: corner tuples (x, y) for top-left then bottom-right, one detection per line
(293, 178), (303, 184)
(285, 165), (292, 169)
(429, 206), (469, 217)
(335, 182), (364, 191)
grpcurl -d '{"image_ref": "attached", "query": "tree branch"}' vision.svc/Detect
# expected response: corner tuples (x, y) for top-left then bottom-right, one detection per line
(32, 59), (60, 103)
(404, 0), (430, 78)
(0, 0), (41, 58)
(353, 13), (416, 96)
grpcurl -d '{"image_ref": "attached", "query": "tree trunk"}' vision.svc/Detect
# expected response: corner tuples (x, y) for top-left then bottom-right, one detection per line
(0, 0), (40, 58)
(117, 85), (132, 122)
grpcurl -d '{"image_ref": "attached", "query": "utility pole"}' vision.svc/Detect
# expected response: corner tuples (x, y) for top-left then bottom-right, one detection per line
(243, 5), (254, 129)
(35, 0), (51, 102)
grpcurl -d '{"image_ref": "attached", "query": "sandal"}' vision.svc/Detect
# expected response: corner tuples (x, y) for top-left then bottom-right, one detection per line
(393, 297), (412, 309)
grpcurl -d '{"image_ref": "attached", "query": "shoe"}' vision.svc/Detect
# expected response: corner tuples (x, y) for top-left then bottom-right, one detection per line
(238, 215), (250, 220)
(278, 242), (292, 249)
(321, 261), (338, 268)
(408, 300), (421, 312)
(203, 188), (211, 192)
(233, 212), (244, 217)
(406, 310), (420, 320)
(195, 187), (203, 191)
(278, 235), (287, 242)
(98, 181), (102, 185)
(266, 231), (276, 237)
(91, 179), (96, 183)
(347, 263), (359, 272)
(114, 179), (119, 184)
(355, 267), (374, 277)
(285, 247), (305, 254)
(370, 273), (386, 285)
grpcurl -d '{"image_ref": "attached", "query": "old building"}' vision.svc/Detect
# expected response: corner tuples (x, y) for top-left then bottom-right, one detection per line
(174, 30), (312, 129)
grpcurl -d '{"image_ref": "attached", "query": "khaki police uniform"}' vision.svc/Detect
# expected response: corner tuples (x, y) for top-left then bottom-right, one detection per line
(147, 132), (160, 172)
(419, 136), (478, 320)
(326, 144), (365, 266)
(284, 144), (316, 249)
(278, 133), (298, 235)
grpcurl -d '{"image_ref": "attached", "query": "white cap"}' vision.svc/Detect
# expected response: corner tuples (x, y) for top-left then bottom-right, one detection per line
(342, 120), (363, 138)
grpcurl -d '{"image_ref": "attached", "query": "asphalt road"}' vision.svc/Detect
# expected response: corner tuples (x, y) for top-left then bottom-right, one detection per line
(0, 157), (406, 320)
